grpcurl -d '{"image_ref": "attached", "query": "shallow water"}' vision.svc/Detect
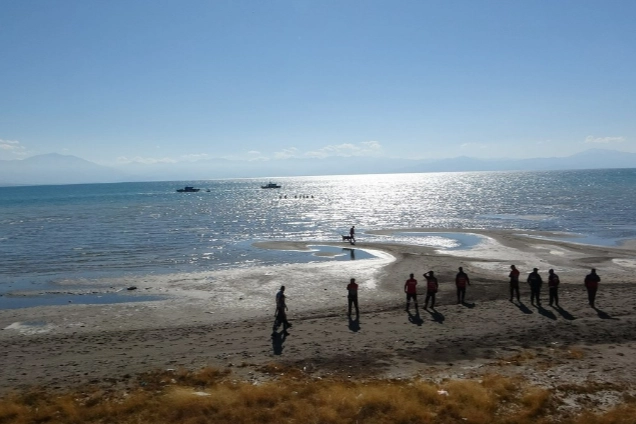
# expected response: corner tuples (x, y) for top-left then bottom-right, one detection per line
(2, 169), (635, 308)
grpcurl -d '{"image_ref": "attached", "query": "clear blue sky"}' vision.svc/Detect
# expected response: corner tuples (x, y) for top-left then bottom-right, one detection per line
(1, 0), (634, 165)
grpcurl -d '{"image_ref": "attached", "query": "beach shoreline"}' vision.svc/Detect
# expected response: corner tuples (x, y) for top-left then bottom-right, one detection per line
(1, 228), (635, 408)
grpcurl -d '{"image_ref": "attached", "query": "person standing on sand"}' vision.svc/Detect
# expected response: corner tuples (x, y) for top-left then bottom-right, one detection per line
(349, 225), (355, 242)
(274, 285), (292, 335)
(584, 268), (601, 308)
(455, 267), (470, 304)
(509, 265), (521, 302)
(423, 271), (439, 309)
(347, 278), (359, 318)
(548, 269), (560, 307)
(527, 268), (543, 306)
(404, 273), (418, 311)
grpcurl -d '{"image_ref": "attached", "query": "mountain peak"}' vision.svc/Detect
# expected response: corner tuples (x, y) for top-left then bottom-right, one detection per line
(572, 148), (636, 158)
(24, 153), (94, 165)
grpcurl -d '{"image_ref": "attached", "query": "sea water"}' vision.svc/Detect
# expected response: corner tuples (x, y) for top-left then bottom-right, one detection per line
(1, 169), (636, 307)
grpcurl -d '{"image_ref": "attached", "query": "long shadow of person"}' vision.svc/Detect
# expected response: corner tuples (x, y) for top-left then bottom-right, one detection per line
(593, 307), (619, 320)
(348, 316), (361, 332)
(271, 330), (287, 355)
(514, 301), (533, 314)
(537, 305), (557, 320)
(407, 309), (424, 326)
(427, 308), (445, 324)
(552, 305), (576, 321)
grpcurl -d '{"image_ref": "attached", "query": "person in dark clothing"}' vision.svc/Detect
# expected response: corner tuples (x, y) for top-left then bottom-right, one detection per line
(455, 267), (470, 304)
(527, 268), (543, 306)
(584, 268), (601, 308)
(404, 273), (418, 311)
(349, 226), (355, 242)
(347, 278), (359, 318)
(547, 269), (560, 307)
(509, 265), (521, 302)
(423, 271), (438, 309)
(273, 285), (292, 335)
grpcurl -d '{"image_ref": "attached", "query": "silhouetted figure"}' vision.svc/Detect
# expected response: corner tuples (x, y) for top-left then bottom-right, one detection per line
(455, 267), (470, 304)
(423, 271), (438, 309)
(584, 268), (601, 308)
(509, 265), (520, 302)
(347, 278), (359, 318)
(404, 273), (418, 311)
(349, 225), (355, 242)
(273, 285), (291, 336)
(548, 269), (560, 307)
(527, 268), (543, 306)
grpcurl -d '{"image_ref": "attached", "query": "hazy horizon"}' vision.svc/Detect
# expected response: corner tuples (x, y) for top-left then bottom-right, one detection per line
(2, 147), (636, 186)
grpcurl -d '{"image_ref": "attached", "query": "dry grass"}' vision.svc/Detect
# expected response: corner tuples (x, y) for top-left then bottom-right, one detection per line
(496, 350), (537, 366)
(0, 367), (634, 424)
(563, 347), (586, 360)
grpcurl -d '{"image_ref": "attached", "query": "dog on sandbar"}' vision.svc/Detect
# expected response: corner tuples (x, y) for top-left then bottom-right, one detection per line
(342, 235), (355, 244)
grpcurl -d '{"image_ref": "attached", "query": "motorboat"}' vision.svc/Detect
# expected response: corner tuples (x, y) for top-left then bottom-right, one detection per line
(176, 186), (201, 192)
(261, 182), (282, 189)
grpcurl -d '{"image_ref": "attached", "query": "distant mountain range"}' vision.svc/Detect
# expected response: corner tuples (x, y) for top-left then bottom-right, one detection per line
(1, 148), (636, 186)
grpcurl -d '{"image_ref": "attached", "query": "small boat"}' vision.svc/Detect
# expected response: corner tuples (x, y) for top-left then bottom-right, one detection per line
(261, 182), (282, 189)
(176, 186), (201, 192)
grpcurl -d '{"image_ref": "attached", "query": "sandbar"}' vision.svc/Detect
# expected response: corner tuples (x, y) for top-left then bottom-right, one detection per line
(1, 228), (635, 410)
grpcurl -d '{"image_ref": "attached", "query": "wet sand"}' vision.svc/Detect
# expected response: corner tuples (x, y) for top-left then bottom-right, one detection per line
(1, 228), (636, 407)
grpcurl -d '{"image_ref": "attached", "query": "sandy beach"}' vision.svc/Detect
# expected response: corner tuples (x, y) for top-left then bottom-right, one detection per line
(1, 228), (635, 410)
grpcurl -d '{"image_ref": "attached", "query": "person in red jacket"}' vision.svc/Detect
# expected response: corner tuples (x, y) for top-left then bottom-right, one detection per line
(404, 273), (418, 311)
(584, 268), (601, 308)
(455, 267), (470, 304)
(423, 271), (439, 309)
(347, 278), (359, 318)
(509, 265), (520, 302)
(547, 269), (560, 307)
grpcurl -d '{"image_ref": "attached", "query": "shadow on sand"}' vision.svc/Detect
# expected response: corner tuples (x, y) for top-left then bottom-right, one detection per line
(426, 308), (445, 324)
(271, 330), (287, 355)
(551, 305), (576, 320)
(513, 301), (533, 314)
(461, 301), (476, 309)
(348, 316), (361, 332)
(407, 309), (424, 326)
(594, 307), (619, 320)
(536, 304), (557, 320)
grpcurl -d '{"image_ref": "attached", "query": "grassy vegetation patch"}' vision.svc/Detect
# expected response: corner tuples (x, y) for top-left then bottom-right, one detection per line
(0, 367), (634, 424)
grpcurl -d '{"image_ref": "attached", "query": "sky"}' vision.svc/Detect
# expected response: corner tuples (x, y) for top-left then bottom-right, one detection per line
(1, 0), (635, 166)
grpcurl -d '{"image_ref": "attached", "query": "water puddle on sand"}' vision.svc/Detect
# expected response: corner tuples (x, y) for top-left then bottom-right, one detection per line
(612, 259), (636, 268)
(0, 292), (164, 310)
(392, 232), (486, 250)
(306, 245), (377, 260)
(3, 321), (56, 334)
(516, 233), (625, 248)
